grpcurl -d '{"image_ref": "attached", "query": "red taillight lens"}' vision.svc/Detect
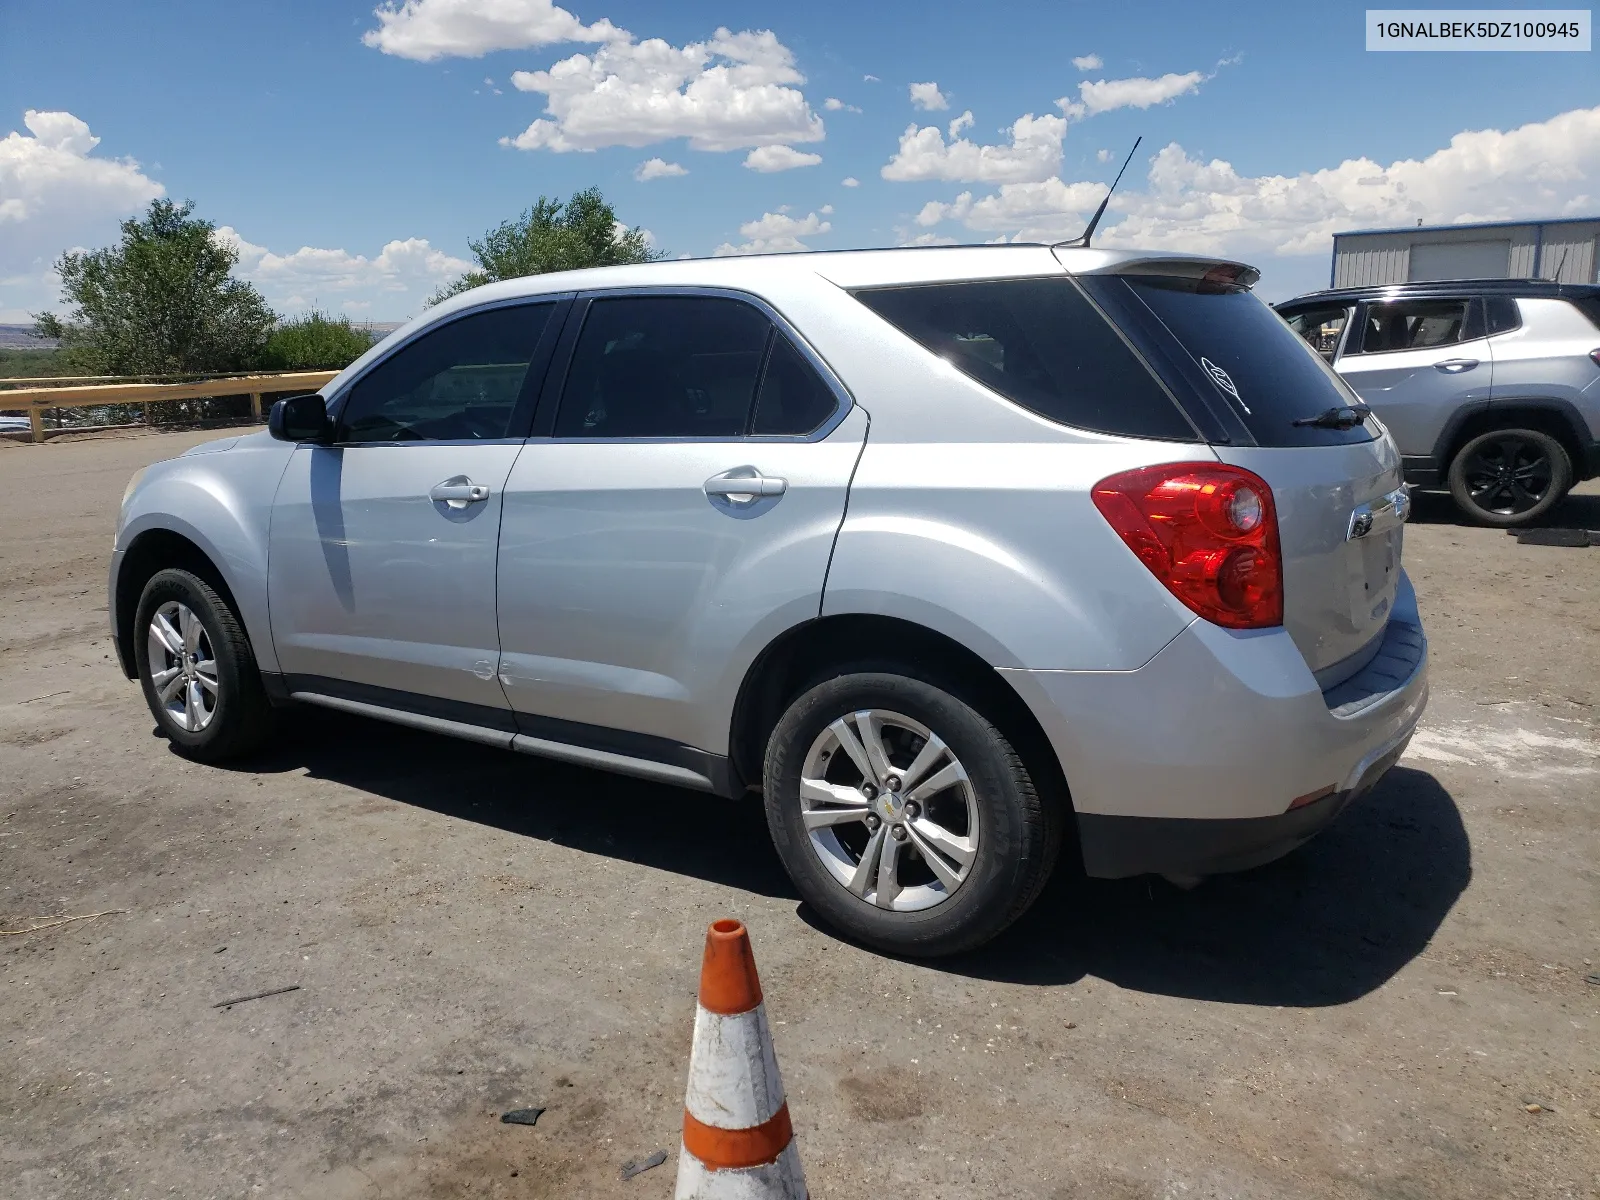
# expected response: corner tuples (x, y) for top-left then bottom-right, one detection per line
(1092, 463), (1284, 629)
(1589, 348), (1600, 368)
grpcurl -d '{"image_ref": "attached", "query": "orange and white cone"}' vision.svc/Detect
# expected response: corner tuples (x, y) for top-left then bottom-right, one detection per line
(674, 919), (807, 1200)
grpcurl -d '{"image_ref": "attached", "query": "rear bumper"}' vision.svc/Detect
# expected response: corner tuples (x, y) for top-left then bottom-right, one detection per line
(1001, 571), (1428, 879)
(1075, 733), (1410, 878)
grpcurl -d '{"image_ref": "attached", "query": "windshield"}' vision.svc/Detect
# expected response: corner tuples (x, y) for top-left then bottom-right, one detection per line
(1088, 276), (1375, 448)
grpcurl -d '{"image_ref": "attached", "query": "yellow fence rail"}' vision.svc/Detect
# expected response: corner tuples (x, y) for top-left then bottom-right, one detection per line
(0, 371), (337, 443)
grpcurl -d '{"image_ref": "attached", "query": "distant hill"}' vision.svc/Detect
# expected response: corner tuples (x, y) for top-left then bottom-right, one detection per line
(0, 325), (57, 350)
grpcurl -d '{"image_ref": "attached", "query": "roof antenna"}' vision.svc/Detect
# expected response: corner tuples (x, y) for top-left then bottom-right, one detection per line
(1056, 136), (1141, 249)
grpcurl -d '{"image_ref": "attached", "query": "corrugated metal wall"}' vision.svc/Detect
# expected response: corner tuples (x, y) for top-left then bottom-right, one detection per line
(1538, 223), (1600, 283)
(1331, 236), (1408, 287)
(1332, 220), (1600, 286)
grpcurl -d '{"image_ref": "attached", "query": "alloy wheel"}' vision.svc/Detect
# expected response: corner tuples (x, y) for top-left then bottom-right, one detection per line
(145, 601), (219, 732)
(1462, 435), (1553, 516)
(798, 709), (979, 912)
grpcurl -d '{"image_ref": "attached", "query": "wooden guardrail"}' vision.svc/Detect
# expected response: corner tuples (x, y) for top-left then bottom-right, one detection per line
(0, 371), (337, 443)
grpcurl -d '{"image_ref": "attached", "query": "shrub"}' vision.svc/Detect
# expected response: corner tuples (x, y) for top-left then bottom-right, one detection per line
(263, 312), (374, 371)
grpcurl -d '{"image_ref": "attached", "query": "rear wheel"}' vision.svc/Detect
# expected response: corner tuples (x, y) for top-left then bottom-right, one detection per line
(762, 670), (1059, 957)
(135, 568), (274, 762)
(1447, 427), (1571, 527)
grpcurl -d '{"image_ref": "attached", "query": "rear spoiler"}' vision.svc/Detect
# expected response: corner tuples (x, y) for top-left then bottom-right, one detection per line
(1057, 250), (1261, 290)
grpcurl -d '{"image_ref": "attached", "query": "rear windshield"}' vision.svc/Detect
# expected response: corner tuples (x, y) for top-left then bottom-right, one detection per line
(1087, 276), (1376, 447)
(853, 278), (1198, 441)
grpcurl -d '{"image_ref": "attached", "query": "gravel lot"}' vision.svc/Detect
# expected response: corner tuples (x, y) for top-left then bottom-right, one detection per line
(3, 427), (1597, 1199)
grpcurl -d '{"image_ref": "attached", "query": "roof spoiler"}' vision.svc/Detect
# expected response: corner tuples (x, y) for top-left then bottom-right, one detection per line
(1057, 252), (1262, 290)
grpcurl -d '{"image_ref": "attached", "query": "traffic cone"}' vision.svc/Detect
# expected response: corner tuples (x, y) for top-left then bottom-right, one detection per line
(674, 919), (807, 1200)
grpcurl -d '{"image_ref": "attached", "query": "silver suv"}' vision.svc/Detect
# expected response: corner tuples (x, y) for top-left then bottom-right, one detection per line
(113, 246), (1428, 956)
(1276, 280), (1600, 525)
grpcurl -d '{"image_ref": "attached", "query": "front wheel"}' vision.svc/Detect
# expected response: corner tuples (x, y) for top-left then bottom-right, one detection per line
(762, 671), (1060, 957)
(135, 568), (274, 762)
(1447, 428), (1572, 527)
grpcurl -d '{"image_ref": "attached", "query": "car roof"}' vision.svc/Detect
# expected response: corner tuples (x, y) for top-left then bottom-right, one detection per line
(1276, 278), (1600, 308)
(422, 243), (1260, 315)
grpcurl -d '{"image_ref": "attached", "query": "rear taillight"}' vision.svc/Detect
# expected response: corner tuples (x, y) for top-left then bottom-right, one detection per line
(1092, 463), (1284, 629)
(1589, 348), (1600, 368)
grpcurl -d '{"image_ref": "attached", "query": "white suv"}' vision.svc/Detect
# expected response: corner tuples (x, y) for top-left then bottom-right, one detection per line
(112, 245), (1427, 955)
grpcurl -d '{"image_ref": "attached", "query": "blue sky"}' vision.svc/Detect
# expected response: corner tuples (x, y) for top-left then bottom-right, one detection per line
(2, 0), (1596, 322)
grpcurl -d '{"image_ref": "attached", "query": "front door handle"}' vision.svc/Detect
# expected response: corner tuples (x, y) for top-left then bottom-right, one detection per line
(1434, 358), (1479, 373)
(430, 477), (491, 509)
(704, 469), (787, 504)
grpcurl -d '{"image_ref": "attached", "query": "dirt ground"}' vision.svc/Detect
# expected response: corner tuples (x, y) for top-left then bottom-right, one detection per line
(2, 427), (1597, 1200)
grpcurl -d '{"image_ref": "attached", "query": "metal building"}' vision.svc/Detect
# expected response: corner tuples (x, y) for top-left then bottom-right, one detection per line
(1330, 216), (1600, 289)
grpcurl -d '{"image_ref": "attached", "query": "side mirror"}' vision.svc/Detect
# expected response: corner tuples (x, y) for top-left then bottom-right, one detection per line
(268, 393), (331, 442)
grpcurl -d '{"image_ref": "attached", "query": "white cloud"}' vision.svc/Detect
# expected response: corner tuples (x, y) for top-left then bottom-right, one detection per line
(863, 73), (880, 82)
(215, 227), (472, 307)
(823, 97), (861, 113)
(899, 232), (957, 247)
(948, 110), (974, 139)
(744, 144), (821, 172)
(504, 26), (824, 152)
(713, 209), (831, 255)
(1061, 70), (1206, 119)
(909, 81), (949, 111)
(1096, 148), (1112, 163)
(909, 104), (1600, 262)
(820, 204), (833, 214)
(912, 178), (1108, 240)
(0, 110), (164, 312)
(634, 156), (687, 180)
(1101, 104), (1600, 258)
(363, 0), (621, 61)
(1071, 53), (1103, 71)
(882, 112), (1067, 184)
(841, 176), (860, 187)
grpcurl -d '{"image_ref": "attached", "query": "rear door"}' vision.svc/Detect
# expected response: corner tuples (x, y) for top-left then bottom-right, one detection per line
(495, 291), (865, 758)
(1334, 295), (1493, 457)
(267, 299), (562, 714)
(1080, 272), (1406, 681)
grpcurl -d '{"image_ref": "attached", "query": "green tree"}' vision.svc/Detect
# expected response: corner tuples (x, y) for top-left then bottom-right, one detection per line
(34, 199), (276, 375)
(263, 312), (374, 371)
(430, 187), (663, 304)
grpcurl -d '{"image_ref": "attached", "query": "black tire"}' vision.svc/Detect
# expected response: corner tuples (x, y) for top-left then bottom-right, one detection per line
(1447, 427), (1572, 527)
(762, 670), (1060, 957)
(134, 568), (274, 763)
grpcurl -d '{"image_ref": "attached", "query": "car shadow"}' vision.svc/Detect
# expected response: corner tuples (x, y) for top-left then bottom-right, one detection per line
(233, 707), (798, 900)
(928, 766), (1470, 1006)
(224, 712), (1467, 1008)
(1408, 485), (1600, 529)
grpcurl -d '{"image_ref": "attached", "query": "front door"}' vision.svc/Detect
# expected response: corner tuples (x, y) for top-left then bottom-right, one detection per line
(1335, 295), (1493, 457)
(267, 299), (562, 716)
(495, 292), (866, 757)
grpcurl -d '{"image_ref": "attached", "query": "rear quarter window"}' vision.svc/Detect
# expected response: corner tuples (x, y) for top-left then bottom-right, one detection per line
(852, 277), (1198, 441)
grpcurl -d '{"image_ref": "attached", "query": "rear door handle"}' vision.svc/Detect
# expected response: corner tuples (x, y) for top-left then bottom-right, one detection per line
(704, 469), (787, 504)
(1433, 358), (1479, 373)
(430, 477), (491, 509)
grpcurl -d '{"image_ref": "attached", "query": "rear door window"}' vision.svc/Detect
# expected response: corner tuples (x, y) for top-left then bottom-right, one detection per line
(853, 277), (1197, 441)
(1083, 275), (1375, 447)
(1354, 298), (1479, 354)
(554, 296), (772, 438)
(1484, 296), (1522, 335)
(751, 335), (839, 435)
